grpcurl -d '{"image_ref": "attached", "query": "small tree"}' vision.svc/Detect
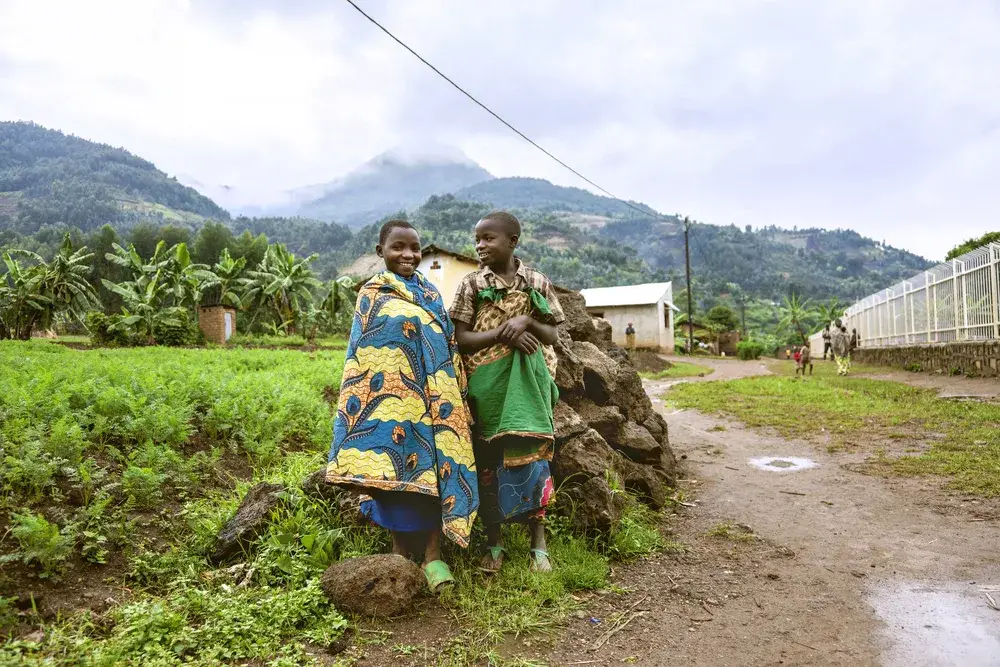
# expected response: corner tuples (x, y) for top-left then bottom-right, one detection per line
(778, 293), (812, 345)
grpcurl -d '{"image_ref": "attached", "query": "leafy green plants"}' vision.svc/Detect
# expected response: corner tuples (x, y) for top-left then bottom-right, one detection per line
(122, 465), (165, 508)
(2, 511), (75, 577)
(737, 340), (765, 360)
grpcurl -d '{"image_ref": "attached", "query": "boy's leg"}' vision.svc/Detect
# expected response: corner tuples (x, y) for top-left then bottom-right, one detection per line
(481, 521), (504, 570)
(528, 517), (551, 572)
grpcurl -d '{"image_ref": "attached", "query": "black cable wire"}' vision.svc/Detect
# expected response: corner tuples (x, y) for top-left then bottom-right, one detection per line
(342, 0), (663, 222)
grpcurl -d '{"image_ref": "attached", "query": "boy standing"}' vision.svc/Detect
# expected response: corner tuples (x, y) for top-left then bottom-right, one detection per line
(451, 211), (563, 573)
(796, 342), (813, 376)
(822, 325), (832, 360)
(625, 322), (636, 355)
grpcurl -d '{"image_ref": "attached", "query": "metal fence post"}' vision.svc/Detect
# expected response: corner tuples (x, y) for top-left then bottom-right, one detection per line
(953, 259), (961, 341)
(989, 243), (999, 336)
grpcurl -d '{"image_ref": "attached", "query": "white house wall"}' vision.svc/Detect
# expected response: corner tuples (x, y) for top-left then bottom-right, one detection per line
(587, 304), (670, 351)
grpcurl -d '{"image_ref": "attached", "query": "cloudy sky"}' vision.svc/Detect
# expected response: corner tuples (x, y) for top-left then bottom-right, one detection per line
(2, 0), (998, 260)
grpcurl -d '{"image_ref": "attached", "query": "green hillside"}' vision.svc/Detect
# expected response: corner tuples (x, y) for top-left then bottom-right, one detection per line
(455, 176), (658, 218)
(0, 122), (935, 327)
(0, 121), (228, 233)
(598, 218), (933, 304)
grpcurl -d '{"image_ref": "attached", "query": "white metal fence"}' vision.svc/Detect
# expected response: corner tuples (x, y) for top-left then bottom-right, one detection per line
(843, 242), (1000, 348)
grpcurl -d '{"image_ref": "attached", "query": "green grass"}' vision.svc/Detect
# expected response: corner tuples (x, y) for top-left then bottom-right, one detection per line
(641, 361), (714, 380)
(0, 340), (669, 665)
(669, 365), (1000, 496)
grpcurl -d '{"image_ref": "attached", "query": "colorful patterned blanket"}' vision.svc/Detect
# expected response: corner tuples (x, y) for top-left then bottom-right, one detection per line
(326, 271), (478, 547)
(463, 287), (560, 466)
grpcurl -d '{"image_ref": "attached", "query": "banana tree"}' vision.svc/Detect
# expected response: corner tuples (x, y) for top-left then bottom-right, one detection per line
(240, 244), (320, 333)
(778, 293), (813, 344)
(209, 248), (247, 309)
(101, 269), (184, 344)
(1, 250), (52, 340)
(814, 297), (845, 329)
(1, 235), (99, 340)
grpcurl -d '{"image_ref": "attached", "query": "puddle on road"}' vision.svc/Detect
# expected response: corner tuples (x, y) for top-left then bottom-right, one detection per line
(867, 580), (1000, 667)
(747, 456), (818, 472)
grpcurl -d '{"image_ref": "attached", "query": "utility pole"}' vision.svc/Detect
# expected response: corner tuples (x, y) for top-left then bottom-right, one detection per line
(684, 217), (693, 353)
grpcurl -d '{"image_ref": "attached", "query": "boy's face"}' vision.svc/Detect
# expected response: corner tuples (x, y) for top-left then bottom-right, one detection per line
(377, 227), (421, 278)
(475, 218), (516, 267)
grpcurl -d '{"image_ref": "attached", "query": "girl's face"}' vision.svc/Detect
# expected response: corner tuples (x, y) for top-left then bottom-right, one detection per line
(377, 227), (422, 278)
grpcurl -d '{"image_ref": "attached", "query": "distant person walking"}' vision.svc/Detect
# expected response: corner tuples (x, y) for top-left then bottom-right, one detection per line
(822, 325), (832, 360)
(851, 328), (859, 351)
(625, 322), (636, 355)
(832, 324), (852, 376)
(796, 342), (813, 376)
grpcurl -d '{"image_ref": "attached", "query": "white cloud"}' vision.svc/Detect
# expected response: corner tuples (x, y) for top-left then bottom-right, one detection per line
(2, 0), (999, 260)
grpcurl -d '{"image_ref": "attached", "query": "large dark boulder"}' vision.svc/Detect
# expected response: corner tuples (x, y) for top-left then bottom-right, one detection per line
(321, 554), (424, 618)
(553, 402), (588, 445)
(593, 318), (613, 349)
(561, 476), (620, 535)
(607, 422), (662, 465)
(554, 330), (586, 397)
(552, 428), (614, 487)
(575, 401), (625, 443)
(556, 287), (597, 344)
(615, 457), (668, 509)
(210, 482), (285, 564)
(572, 341), (620, 405)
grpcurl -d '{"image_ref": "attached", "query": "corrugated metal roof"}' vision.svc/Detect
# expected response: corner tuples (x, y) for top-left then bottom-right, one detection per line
(579, 282), (673, 308)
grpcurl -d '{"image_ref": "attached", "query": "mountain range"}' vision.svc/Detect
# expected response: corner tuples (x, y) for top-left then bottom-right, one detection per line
(1, 120), (935, 313)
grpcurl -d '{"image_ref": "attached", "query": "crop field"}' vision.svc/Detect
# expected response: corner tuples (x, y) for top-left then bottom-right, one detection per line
(0, 341), (662, 665)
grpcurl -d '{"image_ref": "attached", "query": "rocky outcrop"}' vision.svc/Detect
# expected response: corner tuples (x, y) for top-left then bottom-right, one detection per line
(209, 482), (285, 564)
(320, 554), (424, 618)
(550, 286), (677, 531)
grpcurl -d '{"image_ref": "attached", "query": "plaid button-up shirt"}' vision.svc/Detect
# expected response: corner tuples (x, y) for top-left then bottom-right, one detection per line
(449, 259), (565, 326)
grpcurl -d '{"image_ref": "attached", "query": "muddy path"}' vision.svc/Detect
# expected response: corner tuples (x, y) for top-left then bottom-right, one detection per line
(539, 359), (1000, 667)
(356, 359), (999, 666)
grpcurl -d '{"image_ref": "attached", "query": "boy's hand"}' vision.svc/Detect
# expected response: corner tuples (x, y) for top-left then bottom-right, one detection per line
(497, 315), (533, 343)
(512, 331), (541, 355)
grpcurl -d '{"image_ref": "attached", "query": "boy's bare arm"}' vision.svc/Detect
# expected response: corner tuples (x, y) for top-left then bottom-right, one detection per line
(497, 315), (558, 346)
(455, 320), (502, 353)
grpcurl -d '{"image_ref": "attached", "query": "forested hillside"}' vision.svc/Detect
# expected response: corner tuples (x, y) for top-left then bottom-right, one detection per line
(0, 122), (228, 233)
(454, 177), (658, 217)
(1, 121), (936, 325)
(598, 218), (933, 305)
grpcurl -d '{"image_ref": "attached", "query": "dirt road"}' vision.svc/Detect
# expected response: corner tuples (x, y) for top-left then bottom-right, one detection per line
(542, 358), (1000, 666)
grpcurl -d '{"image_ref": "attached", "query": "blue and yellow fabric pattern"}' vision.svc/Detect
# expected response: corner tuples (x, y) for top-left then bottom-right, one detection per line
(326, 270), (479, 547)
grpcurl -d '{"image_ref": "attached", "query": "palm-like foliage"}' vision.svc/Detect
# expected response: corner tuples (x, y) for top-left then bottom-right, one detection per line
(101, 270), (185, 344)
(778, 293), (813, 344)
(209, 248), (247, 309)
(0, 235), (100, 340)
(240, 244), (320, 332)
(814, 297), (845, 329)
(303, 276), (355, 342)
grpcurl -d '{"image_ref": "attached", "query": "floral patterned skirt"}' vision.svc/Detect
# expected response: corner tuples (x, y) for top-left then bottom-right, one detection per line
(475, 436), (554, 524)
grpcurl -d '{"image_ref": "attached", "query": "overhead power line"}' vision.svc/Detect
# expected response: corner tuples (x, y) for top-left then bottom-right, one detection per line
(341, 0), (660, 222)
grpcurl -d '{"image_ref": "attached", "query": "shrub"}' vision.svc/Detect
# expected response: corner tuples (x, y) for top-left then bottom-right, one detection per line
(3, 511), (75, 578)
(737, 340), (765, 360)
(86, 311), (133, 347)
(153, 311), (202, 347)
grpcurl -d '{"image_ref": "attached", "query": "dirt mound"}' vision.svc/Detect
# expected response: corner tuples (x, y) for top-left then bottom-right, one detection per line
(630, 349), (672, 374)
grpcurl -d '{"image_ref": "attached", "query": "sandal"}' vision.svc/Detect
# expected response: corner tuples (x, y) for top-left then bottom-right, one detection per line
(422, 560), (455, 594)
(530, 549), (552, 573)
(480, 545), (506, 574)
